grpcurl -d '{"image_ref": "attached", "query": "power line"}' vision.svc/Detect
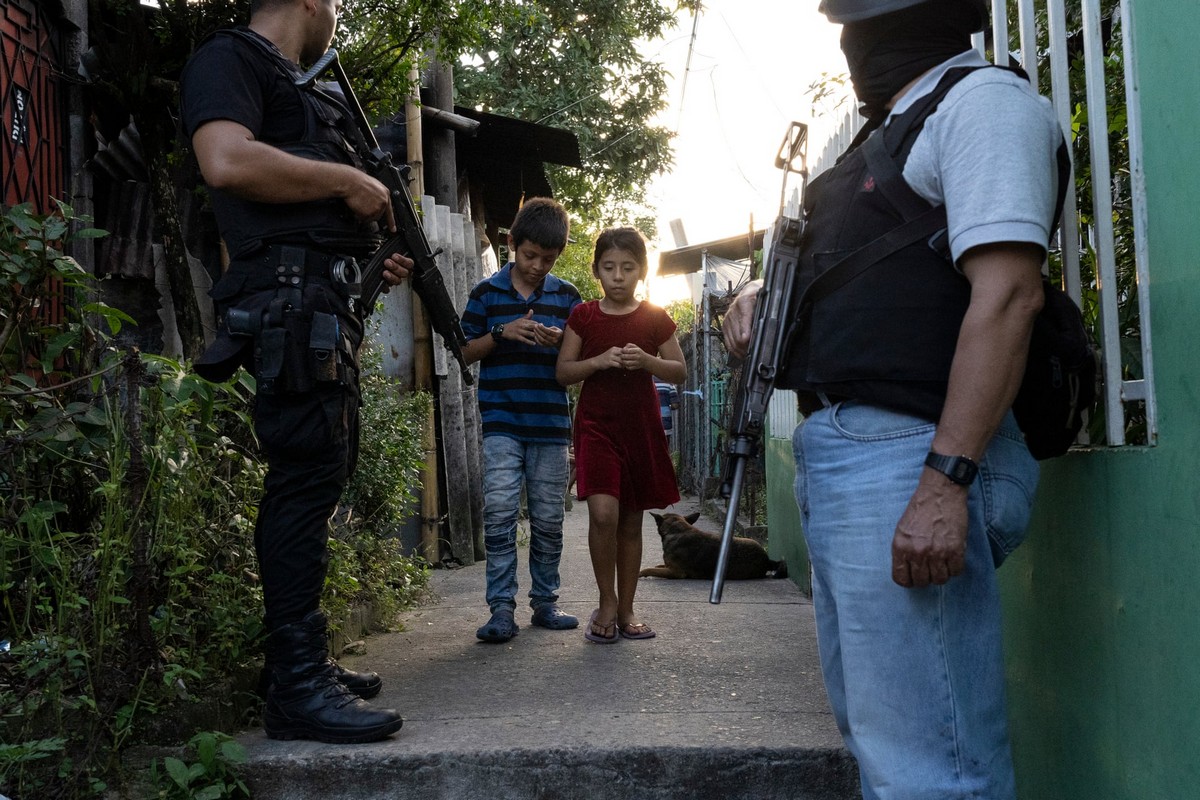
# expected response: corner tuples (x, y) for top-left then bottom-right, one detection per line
(714, 9), (787, 120)
(709, 71), (763, 198)
(676, 2), (704, 133)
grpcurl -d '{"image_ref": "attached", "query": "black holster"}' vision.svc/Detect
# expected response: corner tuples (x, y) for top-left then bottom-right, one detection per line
(252, 297), (355, 396)
(198, 246), (359, 393)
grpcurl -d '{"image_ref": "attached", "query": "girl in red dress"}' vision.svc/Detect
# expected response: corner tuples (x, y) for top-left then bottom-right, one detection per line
(556, 228), (687, 643)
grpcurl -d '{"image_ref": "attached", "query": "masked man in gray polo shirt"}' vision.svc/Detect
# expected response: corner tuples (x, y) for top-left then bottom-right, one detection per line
(725, 1), (1064, 796)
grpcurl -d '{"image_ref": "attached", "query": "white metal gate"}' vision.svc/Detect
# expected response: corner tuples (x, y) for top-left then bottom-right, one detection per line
(769, 0), (1153, 449)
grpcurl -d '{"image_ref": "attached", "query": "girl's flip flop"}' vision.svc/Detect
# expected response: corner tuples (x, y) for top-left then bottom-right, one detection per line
(584, 610), (619, 644)
(618, 622), (656, 640)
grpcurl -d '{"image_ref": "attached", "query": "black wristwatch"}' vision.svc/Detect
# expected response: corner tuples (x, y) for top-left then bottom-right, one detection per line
(491, 323), (505, 343)
(924, 452), (978, 486)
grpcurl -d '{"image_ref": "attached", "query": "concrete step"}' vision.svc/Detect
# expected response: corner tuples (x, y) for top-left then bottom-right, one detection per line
(235, 496), (861, 799)
(241, 744), (859, 799)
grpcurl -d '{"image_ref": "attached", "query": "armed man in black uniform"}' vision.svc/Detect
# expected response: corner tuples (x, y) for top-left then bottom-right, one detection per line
(181, 0), (410, 743)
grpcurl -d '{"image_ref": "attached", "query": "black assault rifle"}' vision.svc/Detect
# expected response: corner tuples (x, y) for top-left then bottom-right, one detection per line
(710, 121), (809, 604)
(709, 213), (804, 603)
(296, 49), (472, 385)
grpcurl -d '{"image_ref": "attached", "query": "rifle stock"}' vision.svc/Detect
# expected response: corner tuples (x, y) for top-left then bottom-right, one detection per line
(296, 50), (473, 386)
(710, 214), (804, 604)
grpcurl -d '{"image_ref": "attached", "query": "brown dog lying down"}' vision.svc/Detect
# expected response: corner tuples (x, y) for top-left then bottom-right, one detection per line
(640, 512), (788, 580)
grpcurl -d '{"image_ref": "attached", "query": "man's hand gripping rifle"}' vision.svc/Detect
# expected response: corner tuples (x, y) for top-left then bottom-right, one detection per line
(297, 50), (472, 385)
(710, 121), (809, 604)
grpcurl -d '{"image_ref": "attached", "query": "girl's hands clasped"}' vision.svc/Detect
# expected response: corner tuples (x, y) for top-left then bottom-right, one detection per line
(618, 343), (650, 370)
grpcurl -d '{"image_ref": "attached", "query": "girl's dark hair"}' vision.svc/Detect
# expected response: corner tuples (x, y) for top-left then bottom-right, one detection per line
(509, 197), (570, 252)
(592, 227), (649, 281)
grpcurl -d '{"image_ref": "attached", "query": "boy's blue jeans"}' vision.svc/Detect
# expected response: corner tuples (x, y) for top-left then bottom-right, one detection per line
(793, 401), (1038, 800)
(482, 435), (569, 614)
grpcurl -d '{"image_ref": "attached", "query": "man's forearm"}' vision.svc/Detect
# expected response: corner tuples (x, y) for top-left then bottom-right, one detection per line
(930, 244), (1045, 460)
(932, 309), (1035, 460)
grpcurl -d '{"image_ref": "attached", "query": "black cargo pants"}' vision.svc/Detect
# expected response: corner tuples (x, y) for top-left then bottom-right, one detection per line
(253, 376), (359, 633)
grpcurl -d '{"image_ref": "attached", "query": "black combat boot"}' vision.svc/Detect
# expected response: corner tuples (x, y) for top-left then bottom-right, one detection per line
(257, 655), (383, 700)
(263, 610), (402, 743)
(328, 659), (383, 700)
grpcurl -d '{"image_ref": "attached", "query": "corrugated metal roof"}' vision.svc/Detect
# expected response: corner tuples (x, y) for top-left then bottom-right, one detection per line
(656, 230), (765, 276)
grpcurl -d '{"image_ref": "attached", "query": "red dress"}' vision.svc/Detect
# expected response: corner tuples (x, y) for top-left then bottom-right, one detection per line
(568, 301), (681, 509)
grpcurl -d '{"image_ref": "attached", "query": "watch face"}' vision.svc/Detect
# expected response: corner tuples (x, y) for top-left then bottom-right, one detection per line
(926, 452), (977, 485)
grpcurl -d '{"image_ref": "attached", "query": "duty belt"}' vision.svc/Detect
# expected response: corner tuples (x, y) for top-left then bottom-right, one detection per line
(246, 244), (362, 294)
(240, 245), (364, 314)
(225, 244), (361, 336)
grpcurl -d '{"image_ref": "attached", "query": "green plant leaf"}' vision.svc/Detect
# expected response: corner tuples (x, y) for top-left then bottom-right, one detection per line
(164, 756), (191, 788)
(219, 740), (247, 764)
(195, 731), (216, 767)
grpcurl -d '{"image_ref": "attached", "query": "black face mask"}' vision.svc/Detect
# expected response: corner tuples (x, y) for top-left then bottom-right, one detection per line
(840, 0), (976, 121)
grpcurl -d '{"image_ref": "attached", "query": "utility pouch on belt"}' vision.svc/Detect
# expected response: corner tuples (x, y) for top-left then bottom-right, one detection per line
(309, 311), (340, 384)
(258, 326), (288, 394)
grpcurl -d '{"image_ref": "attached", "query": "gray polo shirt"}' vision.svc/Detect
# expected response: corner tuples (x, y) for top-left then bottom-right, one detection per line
(892, 50), (1064, 263)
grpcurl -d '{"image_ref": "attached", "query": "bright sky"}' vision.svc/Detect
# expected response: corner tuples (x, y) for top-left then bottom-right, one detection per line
(643, 2), (848, 304)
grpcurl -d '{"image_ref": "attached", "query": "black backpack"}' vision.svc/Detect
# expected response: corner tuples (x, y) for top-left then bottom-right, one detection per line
(830, 66), (1097, 459)
(1013, 279), (1096, 459)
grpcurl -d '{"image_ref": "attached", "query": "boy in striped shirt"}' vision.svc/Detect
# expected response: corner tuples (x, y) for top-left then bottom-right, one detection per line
(461, 198), (582, 643)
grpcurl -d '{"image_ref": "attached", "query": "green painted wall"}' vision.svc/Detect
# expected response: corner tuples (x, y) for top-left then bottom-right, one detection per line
(761, 4), (1200, 797)
(1003, 5), (1200, 798)
(765, 436), (810, 594)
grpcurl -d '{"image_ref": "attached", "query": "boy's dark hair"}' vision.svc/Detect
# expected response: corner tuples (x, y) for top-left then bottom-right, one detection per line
(509, 197), (570, 252)
(592, 227), (649, 281)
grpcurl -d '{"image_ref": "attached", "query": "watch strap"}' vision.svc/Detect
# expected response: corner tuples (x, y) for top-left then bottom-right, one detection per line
(924, 452), (978, 485)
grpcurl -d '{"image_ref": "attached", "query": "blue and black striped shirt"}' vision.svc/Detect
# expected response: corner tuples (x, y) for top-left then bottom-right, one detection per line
(461, 264), (582, 443)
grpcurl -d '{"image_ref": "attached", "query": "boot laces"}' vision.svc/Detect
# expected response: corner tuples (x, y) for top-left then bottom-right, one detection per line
(319, 675), (361, 709)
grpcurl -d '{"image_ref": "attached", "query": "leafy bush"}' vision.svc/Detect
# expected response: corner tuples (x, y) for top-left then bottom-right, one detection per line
(148, 731), (251, 800)
(1, 349), (266, 798)
(326, 367), (431, 629)
(1, 203), (431, 798)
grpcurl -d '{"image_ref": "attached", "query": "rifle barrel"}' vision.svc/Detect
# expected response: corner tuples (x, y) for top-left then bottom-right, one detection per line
(710, 458), (747, 604)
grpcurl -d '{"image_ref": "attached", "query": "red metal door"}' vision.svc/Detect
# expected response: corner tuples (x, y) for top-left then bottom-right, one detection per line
(2, 0), (64, 212)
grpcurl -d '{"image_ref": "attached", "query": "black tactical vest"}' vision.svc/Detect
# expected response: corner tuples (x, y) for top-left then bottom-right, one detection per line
(780, 66), (1066, 422)
(207, 29), (376, 261)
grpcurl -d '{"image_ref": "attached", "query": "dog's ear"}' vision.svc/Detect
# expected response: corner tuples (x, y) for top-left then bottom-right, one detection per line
(650, 512), (663, 526)
(685, 512), (701, 524)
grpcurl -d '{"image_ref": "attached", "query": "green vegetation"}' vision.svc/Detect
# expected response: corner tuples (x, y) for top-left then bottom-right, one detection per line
(455, 0), (681, 230)
(665, 299), (697, 333)
(148, 732), (250, 800)
(1, 205), (430, 798)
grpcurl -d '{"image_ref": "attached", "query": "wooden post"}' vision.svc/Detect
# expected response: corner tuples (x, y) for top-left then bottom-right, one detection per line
(425, 57), (482, 563)
(406, 66), (441, 563)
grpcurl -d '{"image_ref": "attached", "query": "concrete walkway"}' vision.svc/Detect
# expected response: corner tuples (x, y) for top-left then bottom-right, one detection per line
(237, 495), (860, 800)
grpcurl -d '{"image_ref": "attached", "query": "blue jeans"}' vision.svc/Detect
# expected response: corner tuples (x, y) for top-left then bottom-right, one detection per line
(482, 435), (569, 613)
(793, 402), (1038, 800)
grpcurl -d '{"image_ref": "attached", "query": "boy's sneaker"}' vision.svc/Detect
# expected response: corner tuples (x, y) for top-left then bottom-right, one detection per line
(530, 604), (579, 630)
(476, 609), (520, 643)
